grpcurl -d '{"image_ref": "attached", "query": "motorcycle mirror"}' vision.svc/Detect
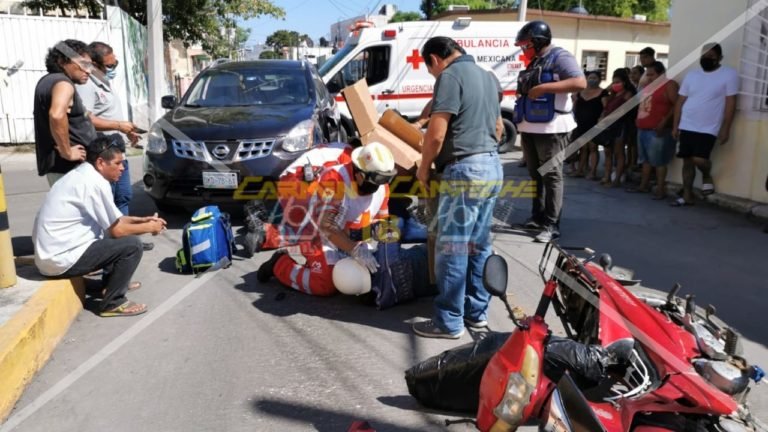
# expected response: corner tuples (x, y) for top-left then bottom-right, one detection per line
(483, 254), (508, 297)
(706, 304), (716, 319)
(598, 253), (613, 271)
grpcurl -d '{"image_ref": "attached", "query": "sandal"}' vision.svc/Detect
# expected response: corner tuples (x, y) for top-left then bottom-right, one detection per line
(99, 300), (147, 317)
(670, 197), (694, 207)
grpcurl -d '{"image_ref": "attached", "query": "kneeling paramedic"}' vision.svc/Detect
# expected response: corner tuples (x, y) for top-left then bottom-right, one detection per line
(243, 141), (353, 255)
(255, 142), (397, 296)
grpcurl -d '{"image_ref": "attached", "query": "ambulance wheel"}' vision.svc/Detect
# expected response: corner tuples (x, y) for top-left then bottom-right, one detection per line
(498, 118), (517, 154)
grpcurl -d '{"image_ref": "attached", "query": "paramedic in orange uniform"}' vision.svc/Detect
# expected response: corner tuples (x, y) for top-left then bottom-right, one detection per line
(255, 142), (397, 296)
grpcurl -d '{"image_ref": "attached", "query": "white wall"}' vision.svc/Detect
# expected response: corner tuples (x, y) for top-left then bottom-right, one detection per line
(667, 0), (768, 203)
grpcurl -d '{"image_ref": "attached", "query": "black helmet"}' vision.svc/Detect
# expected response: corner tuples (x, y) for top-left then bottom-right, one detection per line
(515, 20), (552, 51)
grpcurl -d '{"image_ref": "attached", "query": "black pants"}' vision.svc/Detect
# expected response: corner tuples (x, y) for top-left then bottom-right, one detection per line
(521, 132), (568, 227)
(60, 236), (143, 311)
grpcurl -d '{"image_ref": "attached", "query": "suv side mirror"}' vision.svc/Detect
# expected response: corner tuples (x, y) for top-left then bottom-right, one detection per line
(161, 95), (177, 109)
(326, 73), (343, 94)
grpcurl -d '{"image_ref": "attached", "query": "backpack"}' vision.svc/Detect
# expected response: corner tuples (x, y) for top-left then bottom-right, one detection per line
(175, 206), (236, 274)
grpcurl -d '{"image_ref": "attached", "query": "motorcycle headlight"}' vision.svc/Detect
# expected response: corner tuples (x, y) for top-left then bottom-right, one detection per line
(281, 119), (315, 152)
(146, 123), (167, 154)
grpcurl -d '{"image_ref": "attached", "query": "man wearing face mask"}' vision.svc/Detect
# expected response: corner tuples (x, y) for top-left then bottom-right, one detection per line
(671, 43), (739, 206)
(512, 21), (586, 243)
(76, 43), (140, 207)
(256, 142), (397, 297)
(77, 42), (151, 250)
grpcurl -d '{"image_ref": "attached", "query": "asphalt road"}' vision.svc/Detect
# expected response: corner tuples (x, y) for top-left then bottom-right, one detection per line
(2, 153), (767, 431)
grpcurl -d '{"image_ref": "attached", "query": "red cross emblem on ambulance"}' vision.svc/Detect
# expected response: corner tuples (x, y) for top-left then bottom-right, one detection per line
(406, 49), (424, 70)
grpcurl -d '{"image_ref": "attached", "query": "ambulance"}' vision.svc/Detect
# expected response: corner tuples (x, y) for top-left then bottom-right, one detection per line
(318, 18), (530, 149)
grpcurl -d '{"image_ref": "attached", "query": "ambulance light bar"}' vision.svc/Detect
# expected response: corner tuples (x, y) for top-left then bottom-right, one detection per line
(455, 17), (472, 27)
(383, 29), (397, 38)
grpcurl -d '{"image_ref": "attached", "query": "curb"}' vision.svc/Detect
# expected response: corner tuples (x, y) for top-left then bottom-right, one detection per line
(666, 182), (768, 223)
(0, 276), (84, 422)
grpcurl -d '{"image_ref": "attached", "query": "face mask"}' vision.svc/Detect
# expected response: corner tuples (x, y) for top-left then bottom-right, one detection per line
(587, 79), (600, 88)
(105, 67), (117, 80)
(611, 82), (624, 93)
(357, 180), (380, 196)
(700, 57), (719, 72)
(519, 42), (537, 60)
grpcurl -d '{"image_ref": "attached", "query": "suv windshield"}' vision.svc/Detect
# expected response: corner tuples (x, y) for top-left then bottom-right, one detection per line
(318, 43), (357, 76)
(184, 68), (310, 107)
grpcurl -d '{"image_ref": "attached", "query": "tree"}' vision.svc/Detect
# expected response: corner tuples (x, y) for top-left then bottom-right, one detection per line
(265, 30), (312, 51)
(420, 0), (491, 19)
(319, 37), (330, 48)
(419, 0), (669, 21)
(259, 50), (281, 59)
(23, 0), (286, 57)
(390, 11), (423, 22)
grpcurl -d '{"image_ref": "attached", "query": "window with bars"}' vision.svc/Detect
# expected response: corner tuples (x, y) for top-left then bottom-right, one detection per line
(741, 0), (768, 111)
(582, 51), (609, 80)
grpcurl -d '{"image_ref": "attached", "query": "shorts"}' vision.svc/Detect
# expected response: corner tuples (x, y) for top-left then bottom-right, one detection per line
(637, 129), (675, 167)
(677, 130), (716, 159)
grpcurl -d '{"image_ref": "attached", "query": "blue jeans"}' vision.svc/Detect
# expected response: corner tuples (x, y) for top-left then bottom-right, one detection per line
(637, 129), (675, 167)
(111, 159), (132, 215)
(433, 152), (503, 333)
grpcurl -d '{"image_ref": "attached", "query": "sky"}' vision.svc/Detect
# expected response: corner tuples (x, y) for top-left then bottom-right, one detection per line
(241, 0), (421, 46)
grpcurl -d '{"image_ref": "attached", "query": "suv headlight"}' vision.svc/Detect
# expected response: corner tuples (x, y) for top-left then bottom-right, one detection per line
(146, 123), (167, 154)
(281, 119), (315, 152)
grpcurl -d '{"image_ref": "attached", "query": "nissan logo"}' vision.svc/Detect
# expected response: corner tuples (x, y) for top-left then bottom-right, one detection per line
(212, 144), (229, 160)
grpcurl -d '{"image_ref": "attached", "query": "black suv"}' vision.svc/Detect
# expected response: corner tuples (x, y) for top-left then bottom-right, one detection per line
(142, 60), (343, 211)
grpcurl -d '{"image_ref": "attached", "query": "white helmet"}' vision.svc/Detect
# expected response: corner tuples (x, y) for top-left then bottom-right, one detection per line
(351, 142), (397, 176)
(332, 258), (372, 295)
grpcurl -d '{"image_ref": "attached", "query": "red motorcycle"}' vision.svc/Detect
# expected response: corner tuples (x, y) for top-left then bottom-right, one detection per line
(476, 242), (765, 432)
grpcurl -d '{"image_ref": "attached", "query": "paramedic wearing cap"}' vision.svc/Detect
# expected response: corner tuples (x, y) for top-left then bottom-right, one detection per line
(513, 20), (586, 243)
(255, 142), (397, 297)
(412, 36), (504, 339)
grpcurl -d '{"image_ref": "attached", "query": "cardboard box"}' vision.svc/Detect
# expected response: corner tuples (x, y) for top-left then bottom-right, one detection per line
(341, 79), (422, 171)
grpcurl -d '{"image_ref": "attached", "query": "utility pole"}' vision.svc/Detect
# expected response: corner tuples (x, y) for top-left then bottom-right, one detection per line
(147, 0), (165, 123)
(519, 0), (528, 21)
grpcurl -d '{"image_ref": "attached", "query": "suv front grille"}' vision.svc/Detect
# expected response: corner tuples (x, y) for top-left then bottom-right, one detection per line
(237, 139), (275, 161)
(171, 139), (276, 162)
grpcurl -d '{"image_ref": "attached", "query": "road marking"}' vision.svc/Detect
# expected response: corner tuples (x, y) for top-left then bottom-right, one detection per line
(0, 259), (228, 432)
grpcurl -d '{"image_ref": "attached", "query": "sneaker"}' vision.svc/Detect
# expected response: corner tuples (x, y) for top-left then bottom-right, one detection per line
(256, 250), (286, 283)
(534, 226), (560, 243)
(522, 218), (542, 230)
(463, 317), (488, 329)
(412, 320), (465, 339)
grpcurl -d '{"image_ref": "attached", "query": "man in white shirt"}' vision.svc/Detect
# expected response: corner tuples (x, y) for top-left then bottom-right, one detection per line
(33, 135), (166, 317)
(672, 43), (739, 206)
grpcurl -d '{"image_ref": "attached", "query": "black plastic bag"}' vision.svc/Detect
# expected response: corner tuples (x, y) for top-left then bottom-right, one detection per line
(405, 332), (511, 413)
(543, 336), (612, 386)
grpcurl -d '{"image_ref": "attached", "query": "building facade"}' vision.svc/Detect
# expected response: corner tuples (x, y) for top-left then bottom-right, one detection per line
(667, 0), (768, 204)
(434, 8), (671, 86)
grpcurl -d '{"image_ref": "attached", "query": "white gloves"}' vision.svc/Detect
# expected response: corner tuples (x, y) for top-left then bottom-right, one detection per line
(351, 242), (379, 273)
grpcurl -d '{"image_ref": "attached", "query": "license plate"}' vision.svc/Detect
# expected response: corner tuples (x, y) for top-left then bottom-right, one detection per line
(202, 171), (238, 189)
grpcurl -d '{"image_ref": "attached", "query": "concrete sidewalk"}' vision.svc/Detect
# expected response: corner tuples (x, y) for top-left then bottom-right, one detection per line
(0, 259), (83, 422)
